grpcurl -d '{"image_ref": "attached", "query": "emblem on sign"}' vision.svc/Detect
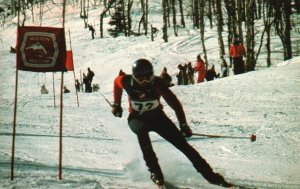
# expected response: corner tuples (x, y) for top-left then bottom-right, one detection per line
(20, 32), (59, 68)
(16, 26), (66, 72)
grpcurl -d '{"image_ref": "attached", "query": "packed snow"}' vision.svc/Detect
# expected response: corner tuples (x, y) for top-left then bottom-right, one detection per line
(1, 2), (300, 189)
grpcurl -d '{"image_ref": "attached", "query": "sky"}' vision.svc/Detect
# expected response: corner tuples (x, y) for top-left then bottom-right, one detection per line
(0, 1), (300, 189)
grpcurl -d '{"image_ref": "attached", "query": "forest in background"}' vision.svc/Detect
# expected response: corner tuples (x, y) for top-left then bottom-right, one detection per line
(1, 0), (300, 71)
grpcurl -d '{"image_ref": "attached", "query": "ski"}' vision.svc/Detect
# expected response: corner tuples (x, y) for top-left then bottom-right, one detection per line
(157, 184), (166, 189)
(230, 185), (258, 189)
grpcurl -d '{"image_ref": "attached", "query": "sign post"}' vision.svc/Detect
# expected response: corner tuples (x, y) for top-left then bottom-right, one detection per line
(12, 26), (67, 180)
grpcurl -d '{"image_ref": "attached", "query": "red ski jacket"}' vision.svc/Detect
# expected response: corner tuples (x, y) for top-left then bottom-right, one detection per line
(113, 74), (187, 123)
(229, 44), (246, 58)
(194, 60), (206, 83)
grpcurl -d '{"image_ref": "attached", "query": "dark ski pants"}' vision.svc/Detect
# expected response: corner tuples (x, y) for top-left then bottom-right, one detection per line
(128, 109), (222, 184)
(233, 56), (245, 75)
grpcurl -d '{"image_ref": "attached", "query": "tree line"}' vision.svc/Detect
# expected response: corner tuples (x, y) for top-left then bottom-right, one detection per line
(3, 0), (300, 71)
(102, 0), (298, 71)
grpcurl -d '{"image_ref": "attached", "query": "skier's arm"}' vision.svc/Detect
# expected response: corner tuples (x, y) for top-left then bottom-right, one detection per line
(113, 75), (124, 105)
(156, 79), (187, 124)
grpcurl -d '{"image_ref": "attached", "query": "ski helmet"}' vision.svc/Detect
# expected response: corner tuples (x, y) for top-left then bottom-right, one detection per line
(132, 59), (154, 77)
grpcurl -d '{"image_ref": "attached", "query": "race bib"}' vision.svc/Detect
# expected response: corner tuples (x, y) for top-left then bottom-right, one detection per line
(130, 99), (160, 114)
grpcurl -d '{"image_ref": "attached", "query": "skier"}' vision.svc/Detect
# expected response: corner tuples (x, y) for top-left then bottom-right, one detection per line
(111, 59), (233, 188)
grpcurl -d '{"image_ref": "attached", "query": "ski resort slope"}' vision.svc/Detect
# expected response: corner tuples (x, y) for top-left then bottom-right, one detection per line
(1, 3), (300, 189)
(1, 43), (300, 189)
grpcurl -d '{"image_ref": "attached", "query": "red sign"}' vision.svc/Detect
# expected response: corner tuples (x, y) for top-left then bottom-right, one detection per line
(16, 26), (67, 72)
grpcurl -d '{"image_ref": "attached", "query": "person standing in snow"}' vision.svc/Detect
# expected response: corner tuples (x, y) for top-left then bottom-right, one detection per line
(111, 58), (233, 188)
(176, 64), (188, 85)
(221, 60), (229, 78)
(82, 73), (90, 93)
(205, 64), (220, 81)
(88, 24), (95, 39)
(229, 38), (246, 75)
(40, 84), (49, 94)
(86, 67), (94, 93)
(75, 79), (81, 92)
(193, 54), (206, 83)
(187, 62), (195, 84)
(160, 67), (174, 87)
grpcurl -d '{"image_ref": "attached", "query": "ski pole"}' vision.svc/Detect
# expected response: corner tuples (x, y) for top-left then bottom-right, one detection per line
(192, 133), (256, 142)
(99, 90), (123, 117)
(99, 90), (113, 107)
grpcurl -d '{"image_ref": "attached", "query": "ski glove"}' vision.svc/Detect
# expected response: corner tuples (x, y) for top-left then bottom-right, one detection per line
(180, 123), (193, 137)
(112, 104), (123, 118)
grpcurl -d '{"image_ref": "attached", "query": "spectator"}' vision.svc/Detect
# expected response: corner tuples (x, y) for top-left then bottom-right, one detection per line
(187, 62), (194, 84)
(63, 86), (70, 93)
(10, 46), (16, 53)
(82, 73), (90, 93)
(193, 54), (206, 83)
(75, 79), (81, 92)
(221, 60), (229, 78)
(160, 67), (174, 87)
(86, 67), (94, 93)
(229, 38), (246, 75)
(88, 24), (95, 39)
(205, 64), (220, 81)
(176, 64), (188, 85)
(40, 84), (49, 94)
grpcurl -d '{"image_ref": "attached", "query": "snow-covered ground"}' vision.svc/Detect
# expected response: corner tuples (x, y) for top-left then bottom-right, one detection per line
(1, 2), (300, 189)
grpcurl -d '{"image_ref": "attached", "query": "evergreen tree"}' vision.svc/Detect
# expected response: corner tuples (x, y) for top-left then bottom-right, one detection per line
(108, 1), (127, 38)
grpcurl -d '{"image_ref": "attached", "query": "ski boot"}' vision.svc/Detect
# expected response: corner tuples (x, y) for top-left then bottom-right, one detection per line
(209, 173), (234, 188)
(150, 172), (164, 188)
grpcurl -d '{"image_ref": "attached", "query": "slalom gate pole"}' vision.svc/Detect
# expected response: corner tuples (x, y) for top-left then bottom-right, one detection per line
(58, 72), (64, 180)
(53, 73), (56, 108)
(11, 69), (19, 181)
(99, 90), (113, 107)
(11, 0), (21, 180)
(58, 0), (66, 180)
(192, 133), (256, 142)
(68, 29), (79, 107)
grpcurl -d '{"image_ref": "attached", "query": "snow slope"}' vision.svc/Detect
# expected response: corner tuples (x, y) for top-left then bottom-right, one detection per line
(1, 2), (300, 189)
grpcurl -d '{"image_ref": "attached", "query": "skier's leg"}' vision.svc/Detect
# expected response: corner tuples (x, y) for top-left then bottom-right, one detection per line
(128, 118), (164, 184)
(153, 112), (231, 187)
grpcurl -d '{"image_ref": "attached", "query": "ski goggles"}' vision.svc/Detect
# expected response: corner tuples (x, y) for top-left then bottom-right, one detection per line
(132, 74), (154, 84)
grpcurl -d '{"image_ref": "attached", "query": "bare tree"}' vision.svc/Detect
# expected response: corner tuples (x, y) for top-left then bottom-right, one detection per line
(100, 0), (117, 38)
(215, 0), (226, 63)
(138, 0), (148, 35)
(273, 0), (292, 60)
(171, 0), (178, 36)
(245, 0), (255, 71)
(236, 0), (244, 43)
(193, 0), (199, 28)
(224, 0), (237, 66)
(178, 0), (185, 27)
(162, 0), (168, 42)
(127, 0), (133, 36)
(199, 0), (208, 66)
